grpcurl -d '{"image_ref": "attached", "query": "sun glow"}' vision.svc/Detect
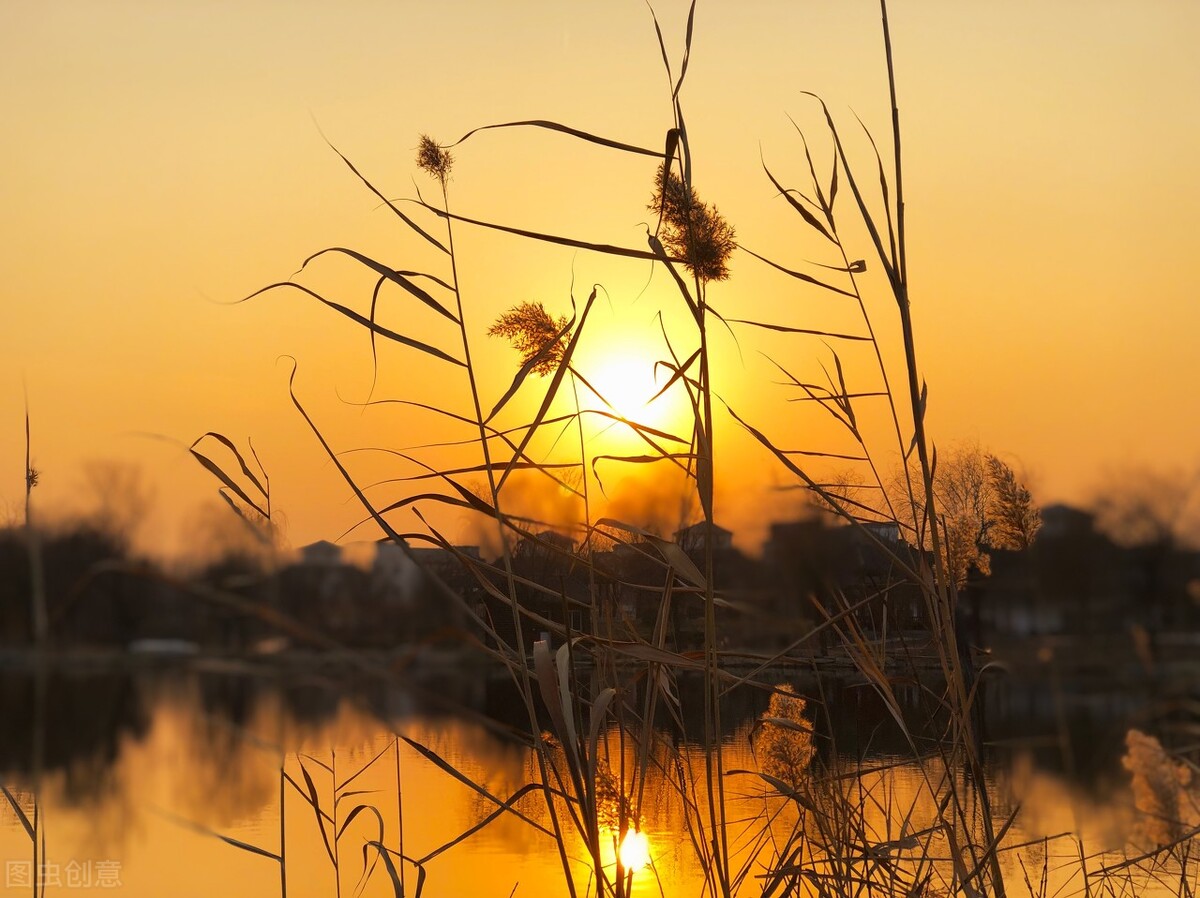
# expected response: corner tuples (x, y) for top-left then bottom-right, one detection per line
(618, 829), (651, 872)
(583, 351), (682, 433)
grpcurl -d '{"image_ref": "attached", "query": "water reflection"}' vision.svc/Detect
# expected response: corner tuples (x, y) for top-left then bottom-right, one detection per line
(0, 664), (1196, 897)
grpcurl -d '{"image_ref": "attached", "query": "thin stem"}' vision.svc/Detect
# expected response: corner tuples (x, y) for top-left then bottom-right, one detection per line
(438, 177), (581, 898)
(279, 764), (287, 898)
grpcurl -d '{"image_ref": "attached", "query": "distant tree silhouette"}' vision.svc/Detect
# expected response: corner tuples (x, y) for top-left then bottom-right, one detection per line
(78, 459), (155, 552)
(1091, 464), (1199, 549)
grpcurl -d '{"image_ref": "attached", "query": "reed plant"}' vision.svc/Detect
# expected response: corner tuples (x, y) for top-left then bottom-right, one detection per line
(195, 1), (1200, 896)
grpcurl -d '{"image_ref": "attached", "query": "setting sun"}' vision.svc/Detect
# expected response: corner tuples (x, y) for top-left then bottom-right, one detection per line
(583, 351), (684, 433)
(618, 829), (651, 872)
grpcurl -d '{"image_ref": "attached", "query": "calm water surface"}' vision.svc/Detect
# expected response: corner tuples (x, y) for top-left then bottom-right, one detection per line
(0, 661), (1191, 897)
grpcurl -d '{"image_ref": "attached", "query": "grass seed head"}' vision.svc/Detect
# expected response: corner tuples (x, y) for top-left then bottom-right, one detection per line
(417, 134), (453, 183)
(489, 301), (570, 376)
(649, 163), (736, 283)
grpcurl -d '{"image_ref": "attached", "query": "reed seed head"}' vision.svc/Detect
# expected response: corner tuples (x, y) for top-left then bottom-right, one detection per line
(416, 134), (453, 183)
(649, 163), (736, 283)
(489, 301), (570, 376)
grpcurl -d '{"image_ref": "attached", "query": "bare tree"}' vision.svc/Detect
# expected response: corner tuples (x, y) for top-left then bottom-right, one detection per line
(891, 442), (1040, 585)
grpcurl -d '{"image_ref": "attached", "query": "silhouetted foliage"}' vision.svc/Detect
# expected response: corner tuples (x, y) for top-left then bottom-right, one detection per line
(895, 443), (1040, 586)
(416, 134), (453, 184)
(985, 454), (1040, 550)
(649, 163), (736, 283)
(489, 301), (570, 375)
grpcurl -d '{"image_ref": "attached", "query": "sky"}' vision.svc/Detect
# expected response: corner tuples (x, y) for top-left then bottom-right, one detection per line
(2, 0), (1199, 559)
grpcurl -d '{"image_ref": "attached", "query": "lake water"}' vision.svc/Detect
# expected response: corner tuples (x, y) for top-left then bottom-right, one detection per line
(1, 657), (1196, 897)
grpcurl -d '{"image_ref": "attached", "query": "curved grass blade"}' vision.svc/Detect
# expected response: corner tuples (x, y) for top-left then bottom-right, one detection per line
(291, 762), (336, 865)
(338, 740), (395, 792)
(375, 492), (484, 518)
(800, 92), (898, 291)
(415, 784), (549, 865)
(534, 640), (578, 771)
(347, 445), (582, 501)
(726, 318), (870, 341)
(647, 2), (674, 89)
(724, 770), (818, 814)
(853, 110), (899, 275)
(322, 136), (448, 254)
(738, 246), (855, 298)
(452, 119), (660, 157)
(789, 114), (829, 215)
(485, 311), (575, 424)
(586, 687), (616, 784)
(673, 0), (697, 100)
(761, 158), (833, 243)
(0, 785), (34, 840)
(721, 400), (886, 523)
(400, 737), (553, 837)
(363, 841), (405, 898)
(648, 349), (701, 404)
(337, 803), (385, 841)
(190, 443), (269, 519)
(191, 432), (268, 496)
(153, 806), (281, 862)
(412, 200), (664, 262)
(591, 452), (694, 495)
(242, 283), (465, 367)
(374, 460), (581, 486)
(299, 248), (459, 323)
(495, 288), (597, 495)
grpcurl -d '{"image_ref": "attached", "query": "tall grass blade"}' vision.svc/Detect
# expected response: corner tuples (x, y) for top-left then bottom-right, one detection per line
(452, 119), (660, 157)
(738, 246), (855, 297)
(299, 248), (459, 323)
(495, 288), (597, 495)
(399, 737), (552, 836)
(761, 160), (833, 243)
(485, 312), (576, 424)
(413, 201), (663, 262)
(242, 283), (465, 367)
(153, 806), (282, 862)
(727, 317), (869, 341)
(673, 0), (698, 99)
(363, 842), (405, 898)
(322, 138), (448, 254)
(0, 785), (34, 840)
(189, 445), (269, 518)
(416, 784), (549, 864)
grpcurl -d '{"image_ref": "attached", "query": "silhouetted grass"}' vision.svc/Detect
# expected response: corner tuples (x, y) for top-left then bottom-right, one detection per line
(180, 1), (1200, 896)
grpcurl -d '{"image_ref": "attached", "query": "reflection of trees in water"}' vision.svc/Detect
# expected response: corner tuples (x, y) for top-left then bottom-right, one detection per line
(0, 670), (147, 804)
(0, 668), (383, 800)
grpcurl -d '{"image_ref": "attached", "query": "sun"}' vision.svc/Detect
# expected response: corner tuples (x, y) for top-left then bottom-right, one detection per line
(582, 350), (684, 433)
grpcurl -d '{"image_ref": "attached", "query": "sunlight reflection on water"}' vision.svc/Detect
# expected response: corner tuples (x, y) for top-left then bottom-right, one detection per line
(0, 674), (1194, 898)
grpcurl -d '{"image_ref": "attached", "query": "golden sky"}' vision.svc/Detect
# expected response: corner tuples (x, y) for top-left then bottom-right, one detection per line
(2, 1), (1199, 558)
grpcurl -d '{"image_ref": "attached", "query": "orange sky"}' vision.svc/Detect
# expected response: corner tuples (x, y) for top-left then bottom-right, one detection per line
(3, 1), (1199, 558)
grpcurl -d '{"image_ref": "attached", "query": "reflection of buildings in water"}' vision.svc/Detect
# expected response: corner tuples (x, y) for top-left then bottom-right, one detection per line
(0, 670), (1194, 898)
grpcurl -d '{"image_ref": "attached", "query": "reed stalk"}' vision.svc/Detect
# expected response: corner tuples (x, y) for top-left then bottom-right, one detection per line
(207, 2), (1097, 895)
